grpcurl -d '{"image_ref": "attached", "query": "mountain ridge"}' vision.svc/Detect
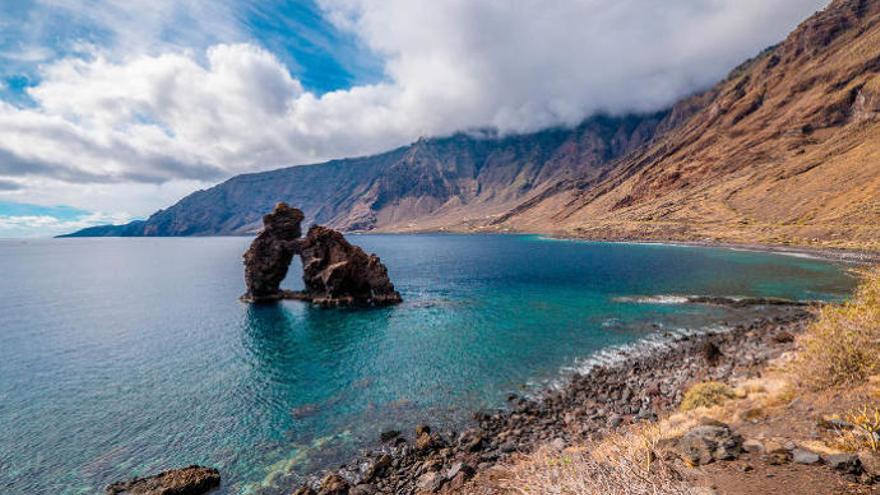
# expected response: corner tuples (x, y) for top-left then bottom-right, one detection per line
(488, 0), (880, 250)
(63, 112), (668, 236)
(65, 0), (880, 251)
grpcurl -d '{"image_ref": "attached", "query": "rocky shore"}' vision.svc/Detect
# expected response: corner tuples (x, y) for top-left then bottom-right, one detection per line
(292, 305), (815, 495)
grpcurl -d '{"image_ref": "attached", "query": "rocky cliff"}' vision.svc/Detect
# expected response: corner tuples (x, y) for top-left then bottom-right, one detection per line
(64, 0), (880, 250)
(495, 0), (880, 250)
(62, 114), (666, 236)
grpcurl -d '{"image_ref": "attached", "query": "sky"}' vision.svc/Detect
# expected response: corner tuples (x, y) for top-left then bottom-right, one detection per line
(0, 0), (830, 237)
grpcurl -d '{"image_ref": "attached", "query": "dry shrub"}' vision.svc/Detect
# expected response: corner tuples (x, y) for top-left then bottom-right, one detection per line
(468, 426), (701, 495)
(797, 267), (880, 389)
(680, 382), (735, 412)
(832, 404), (880, 453)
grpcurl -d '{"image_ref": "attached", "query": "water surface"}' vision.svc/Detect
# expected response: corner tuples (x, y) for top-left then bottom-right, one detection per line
(0, 234), (856, 494)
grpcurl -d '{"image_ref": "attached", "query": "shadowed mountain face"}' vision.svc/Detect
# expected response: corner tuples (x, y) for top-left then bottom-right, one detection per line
(63, 114), (667, 236)
(66, 0), (880, 250)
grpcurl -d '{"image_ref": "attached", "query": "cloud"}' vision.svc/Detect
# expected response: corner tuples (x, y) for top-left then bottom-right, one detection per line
(0, 200), (133, 237)
(0, 211), (132, 237)
(0, 179), (22, 191)
(0, 0), (830, 230)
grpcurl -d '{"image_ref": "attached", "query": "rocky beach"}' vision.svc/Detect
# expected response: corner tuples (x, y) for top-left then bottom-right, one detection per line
(289, 303), (817, 495)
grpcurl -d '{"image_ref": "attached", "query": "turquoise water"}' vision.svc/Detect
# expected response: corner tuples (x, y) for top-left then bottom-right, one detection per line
(0, 235), (856, 494)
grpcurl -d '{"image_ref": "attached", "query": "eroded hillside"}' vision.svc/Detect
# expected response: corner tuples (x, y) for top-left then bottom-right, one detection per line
(496, 0), (880, 250)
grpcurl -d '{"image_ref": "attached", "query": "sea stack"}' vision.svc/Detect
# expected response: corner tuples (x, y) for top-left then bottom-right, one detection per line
(242, 203), (305, 303)
(241, 203), (402, 306)
(298, 225), (403, 306)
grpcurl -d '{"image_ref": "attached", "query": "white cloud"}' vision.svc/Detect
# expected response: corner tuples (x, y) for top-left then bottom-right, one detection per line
(0, 211), (134, 238)
(0, 0), (830, 228)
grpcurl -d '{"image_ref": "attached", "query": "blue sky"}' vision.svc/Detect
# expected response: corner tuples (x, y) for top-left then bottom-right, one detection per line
(0, 1), (381, 102)
(0, 0), (384, 237)
(0, 0), (829, 237)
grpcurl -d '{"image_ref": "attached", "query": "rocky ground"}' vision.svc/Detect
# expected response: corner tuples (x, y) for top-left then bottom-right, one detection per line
(290, 305), (820, 495)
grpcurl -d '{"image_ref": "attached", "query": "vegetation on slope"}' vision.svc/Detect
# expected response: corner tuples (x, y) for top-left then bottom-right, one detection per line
(797, 266), (880, 389)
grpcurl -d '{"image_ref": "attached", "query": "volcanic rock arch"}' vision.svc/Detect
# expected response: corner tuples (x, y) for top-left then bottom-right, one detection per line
(241, 203), (402, 306)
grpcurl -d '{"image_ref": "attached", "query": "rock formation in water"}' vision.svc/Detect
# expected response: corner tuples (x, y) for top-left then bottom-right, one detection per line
(242, 203), (305, 303)
(241, 203), (402, 306)
(298, 225), (402, 306)
(105, 465), (220, 495)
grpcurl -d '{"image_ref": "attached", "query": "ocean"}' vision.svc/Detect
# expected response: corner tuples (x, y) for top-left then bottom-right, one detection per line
(0, 234), (856, 494)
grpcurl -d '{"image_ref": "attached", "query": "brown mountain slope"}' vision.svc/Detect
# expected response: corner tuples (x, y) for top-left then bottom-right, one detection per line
(64, 114), (666, 237)
(493, 0), (880, 250)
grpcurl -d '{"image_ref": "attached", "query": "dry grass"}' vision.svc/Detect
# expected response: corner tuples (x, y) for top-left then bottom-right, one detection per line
(680, 382), (736, 412)
(796, 267), (880, 389)
(830, 403), (880, 453)
(467, 426), (704, 495)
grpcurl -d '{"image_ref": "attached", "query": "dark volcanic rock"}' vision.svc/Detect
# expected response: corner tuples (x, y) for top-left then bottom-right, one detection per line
(241, 203), (304, 303)
(241, 203), (401, 306)
(297, 225), (402, 306)
(105, 465), (220, 495)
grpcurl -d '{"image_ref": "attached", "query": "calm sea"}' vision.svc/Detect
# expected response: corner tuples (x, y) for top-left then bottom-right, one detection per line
(0, 234), (856, 494)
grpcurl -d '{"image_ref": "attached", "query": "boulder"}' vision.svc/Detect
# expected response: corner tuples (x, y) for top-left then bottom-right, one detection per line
(105, 465), (220, 495)
(349, 484), (376, 495)
(415, 432), (438, 452)
(298, 225), (402, 306)
(792, 448), (821, 465)
(676, 423), (742, 466)
(742, 438), (765, 454)
(763, 440), (792, 465)
(823, 453), (862, 475)
(701, 341), (723, 366)
(318, 473), (349, 495)
(241, 203), (304, 302)
(380, 430), (401, 443)
(416, 471), (444, 493)
(457, 429), (484, 452)
(858, 451), (880, 483)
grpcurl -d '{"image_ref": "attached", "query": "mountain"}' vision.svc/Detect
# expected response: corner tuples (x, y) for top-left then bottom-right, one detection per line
(493, 0), (880, 250)
(66, 0), (880, 250)
(62, 113), (667, 236)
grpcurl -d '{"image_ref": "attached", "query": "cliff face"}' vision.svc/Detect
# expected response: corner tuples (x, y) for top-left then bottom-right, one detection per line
(495, 0), (880, 249)
(61, 114), (666, 236)
(65, 0), (880, 250)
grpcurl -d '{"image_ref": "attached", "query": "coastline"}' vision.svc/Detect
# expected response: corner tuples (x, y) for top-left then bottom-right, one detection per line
(291, 304), (817, 494)
(533, 234), (880, 265)
(361, 227), (880, 265)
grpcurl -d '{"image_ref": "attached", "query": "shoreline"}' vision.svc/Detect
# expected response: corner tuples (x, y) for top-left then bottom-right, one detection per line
(291, 304), (817, 494)
(539, 235), (880, 265)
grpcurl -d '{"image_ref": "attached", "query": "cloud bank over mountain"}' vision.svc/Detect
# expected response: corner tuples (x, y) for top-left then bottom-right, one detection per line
(0, 0), (828, 234)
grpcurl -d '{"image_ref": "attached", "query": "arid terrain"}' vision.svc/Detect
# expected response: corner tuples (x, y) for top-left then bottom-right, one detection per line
(491, 0), (880, 251)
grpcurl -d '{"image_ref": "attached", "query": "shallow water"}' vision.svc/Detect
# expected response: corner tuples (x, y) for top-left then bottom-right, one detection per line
(0, 234), (856, 494)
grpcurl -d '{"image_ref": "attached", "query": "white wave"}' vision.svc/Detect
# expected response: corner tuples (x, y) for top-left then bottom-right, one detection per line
(613, 295), (692, 304)
(534, 323), (731, 395)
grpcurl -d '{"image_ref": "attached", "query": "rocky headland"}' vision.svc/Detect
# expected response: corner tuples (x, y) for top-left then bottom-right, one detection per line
(242, 203), (401, 306)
